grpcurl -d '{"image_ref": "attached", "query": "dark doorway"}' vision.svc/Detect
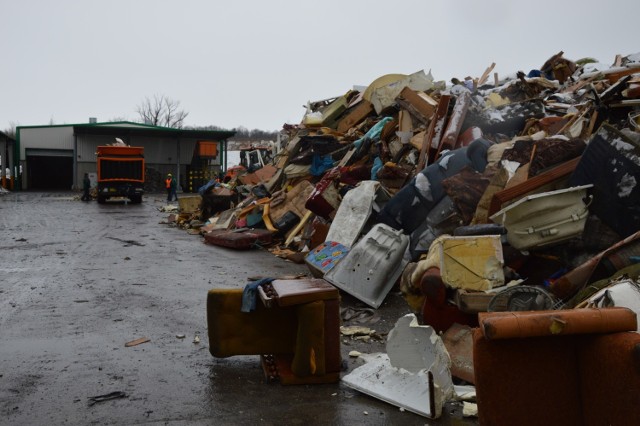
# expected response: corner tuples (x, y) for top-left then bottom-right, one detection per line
(27, 155), (73, 189)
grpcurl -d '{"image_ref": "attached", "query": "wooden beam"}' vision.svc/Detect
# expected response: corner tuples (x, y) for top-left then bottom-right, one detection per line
(417, 114), (437, 172)
(429, 95), (452, 163)
(478, 62), (496, 86)
(440, 90), (471, 150)
(284, 210), (313, 247)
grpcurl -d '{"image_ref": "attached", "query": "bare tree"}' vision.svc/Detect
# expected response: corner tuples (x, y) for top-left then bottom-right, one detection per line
(136, 94), (189, 128)
(3, 121), (19, 139)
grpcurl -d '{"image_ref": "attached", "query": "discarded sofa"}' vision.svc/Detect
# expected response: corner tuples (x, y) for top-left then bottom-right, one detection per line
(569, 124), (640, 238)
(207, 278), (341, 384)
(473, 307), (640, 426)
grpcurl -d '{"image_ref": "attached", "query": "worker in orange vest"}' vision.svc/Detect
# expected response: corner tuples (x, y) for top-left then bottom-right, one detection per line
(165, 173), (177, 202)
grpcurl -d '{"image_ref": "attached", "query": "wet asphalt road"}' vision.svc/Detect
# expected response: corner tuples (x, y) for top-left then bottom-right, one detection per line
(0, 192), (475, 425)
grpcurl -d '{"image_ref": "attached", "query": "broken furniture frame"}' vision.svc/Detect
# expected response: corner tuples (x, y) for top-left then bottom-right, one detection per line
(207, 278), (341, 385)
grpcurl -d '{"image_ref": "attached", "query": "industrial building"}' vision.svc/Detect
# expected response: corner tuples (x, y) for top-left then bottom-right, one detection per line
(15, 121), (235, 191)
(0, 130), (16, 190)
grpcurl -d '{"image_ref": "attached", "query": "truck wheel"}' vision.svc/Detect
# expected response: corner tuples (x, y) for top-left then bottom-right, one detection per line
(130, 195), (142, 204)
(97, 195), (106, 204)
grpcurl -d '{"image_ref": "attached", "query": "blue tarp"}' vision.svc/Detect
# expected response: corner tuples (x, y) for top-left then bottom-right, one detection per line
(198, 179), (219, 196)
(310, 154), (336, 177)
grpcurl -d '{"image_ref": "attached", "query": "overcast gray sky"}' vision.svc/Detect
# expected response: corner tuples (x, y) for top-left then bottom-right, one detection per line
(2, 0), (639, 133)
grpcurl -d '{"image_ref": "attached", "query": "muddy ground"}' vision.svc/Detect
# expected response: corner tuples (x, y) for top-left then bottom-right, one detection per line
(0, 192), (476, 425)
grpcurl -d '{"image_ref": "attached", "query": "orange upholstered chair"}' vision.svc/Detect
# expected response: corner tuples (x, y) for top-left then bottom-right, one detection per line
(473, 308), (640, 426)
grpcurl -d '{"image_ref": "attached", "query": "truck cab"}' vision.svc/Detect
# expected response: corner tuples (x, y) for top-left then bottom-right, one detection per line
(96, 145), (145, 204)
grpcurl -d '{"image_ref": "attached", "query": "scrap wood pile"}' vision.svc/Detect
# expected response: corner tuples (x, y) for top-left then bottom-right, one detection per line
(173, 49), (640, 326)
(187, 50), (640, 421)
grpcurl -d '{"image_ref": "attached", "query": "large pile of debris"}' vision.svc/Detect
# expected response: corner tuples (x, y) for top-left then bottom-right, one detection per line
(170, 51), (640, 422)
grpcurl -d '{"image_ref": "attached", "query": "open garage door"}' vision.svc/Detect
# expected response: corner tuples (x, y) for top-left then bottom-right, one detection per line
(26, 149), (73, 190)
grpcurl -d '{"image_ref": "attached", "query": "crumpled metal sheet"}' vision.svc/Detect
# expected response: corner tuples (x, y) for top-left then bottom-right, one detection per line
(342, 314), (454, 419)
(325, 180), (380, 248)
(325, 224), (408, 308)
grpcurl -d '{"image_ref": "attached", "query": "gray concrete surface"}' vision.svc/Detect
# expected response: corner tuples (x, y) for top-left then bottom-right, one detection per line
(0, 192), (476, 425)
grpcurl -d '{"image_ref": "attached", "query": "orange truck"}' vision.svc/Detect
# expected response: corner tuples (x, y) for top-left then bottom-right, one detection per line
(96, 145), (145, 204)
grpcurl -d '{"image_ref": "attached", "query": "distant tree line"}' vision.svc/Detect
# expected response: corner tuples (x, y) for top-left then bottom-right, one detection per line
(135, 94), (278, 140)
(187, 125), (278, 142)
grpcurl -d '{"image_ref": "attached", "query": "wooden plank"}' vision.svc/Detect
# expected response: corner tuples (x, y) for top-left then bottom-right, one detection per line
(336, 100), (375, 133)
(417, 116), (437, 171)
(585, 110), (599, 139)
(262, 203), (278, 232)
(554, 106), (591, 137)
(429, 95), (452, 164)
(604, 66), (640, 84)
(561, 74), (599, 94)
(284, 210), (313, 247)
(125, 337), (150, 347)
(440, 90), (471, 150)
(337, 147), (357, 167)
(478, 62), (496, 86)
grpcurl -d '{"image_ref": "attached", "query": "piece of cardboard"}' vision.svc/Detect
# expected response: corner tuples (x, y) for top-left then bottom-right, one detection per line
(399, 109), (413, 132)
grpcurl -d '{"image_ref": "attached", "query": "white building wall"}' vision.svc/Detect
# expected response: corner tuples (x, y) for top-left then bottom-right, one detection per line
(179, 138), (198, 164)
(133, 136), (178, 164)
(76, 134), (113, 162)
(19, 126), (74, 159)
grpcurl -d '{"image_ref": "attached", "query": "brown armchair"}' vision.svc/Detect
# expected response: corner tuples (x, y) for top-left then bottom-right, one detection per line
(206, 278), (341, 385)
(473, 307), (640, 426)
